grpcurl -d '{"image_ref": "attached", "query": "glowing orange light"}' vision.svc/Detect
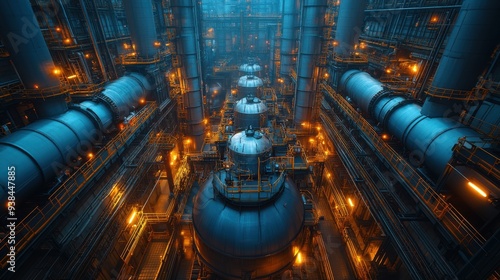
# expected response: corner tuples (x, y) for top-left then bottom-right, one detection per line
(128, 210), (137, 224)
(348, 198), (354, 207)
(53, 68), (61, 75)
(154, 41), (161, 47)
(412, 64), (418, 73)
(34, 84), (39, 89)
(88, 152), (93, 159)
(139, 98), (145, 104)
(327, 173), (331, 178)
(85, 53), (90, 58)
(468, 182), (487, 198)
(382, 134), (389, 140)
(430, 16), (438, 23)
(55, 27), (61, 32)
(324, 73), (329, 78)
(386, 69), (391, 74)
(296, 252), (303, 264)
(67, 74), (77, 79)
(64, 38), (71, 44)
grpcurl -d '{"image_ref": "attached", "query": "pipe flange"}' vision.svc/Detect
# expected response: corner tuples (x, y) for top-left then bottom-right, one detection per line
(95, 94), (120, 122)
(339, 70), (359, 93)
(381, 99), (414, 129)
(368, 87), (392, 118)
(70, 104), (104, 133)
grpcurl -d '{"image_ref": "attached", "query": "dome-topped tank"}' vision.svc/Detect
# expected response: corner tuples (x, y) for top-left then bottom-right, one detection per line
(237, 75), (263, 99)
(239, 63), (262, 75)
(234, 96), (268, 129)
(228, 128), (271, 174)
(192, 172), (305, 279)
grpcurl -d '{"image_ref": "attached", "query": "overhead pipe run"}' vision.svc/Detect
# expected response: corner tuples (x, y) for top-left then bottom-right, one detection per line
(294, 0), (327, 125)
(171, 0), (205, 137)
(279, 0), (300, 78)
(334, 0), (367, 56)
(123, 0), (158, 58)
(422, 0), (500, 117)
(0, 73), (151, 203)
(0, 0), (67, 117)
(340, 70), (484, 178)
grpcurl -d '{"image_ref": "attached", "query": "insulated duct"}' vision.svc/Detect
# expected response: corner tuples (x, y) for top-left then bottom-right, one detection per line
(0, 0), (67, 117)
(123, 0), (158, 58)
(294, 0), (327, 125)
(340, 70), (484, 177)
(172, 0), (205, 137)
(279, 0), (300, 77)
(0, 73), (151, 203)
(422, 0), (500, 117)
(334, 0), (367, 56)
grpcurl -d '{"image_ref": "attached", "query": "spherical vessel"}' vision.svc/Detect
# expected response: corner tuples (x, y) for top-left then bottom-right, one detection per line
(237, 75), (263, 99)
(228, 129), (272, 175)
(239, 63), (262, 75)
(192, 173), (305, 279)
(234, 96), (268, 130)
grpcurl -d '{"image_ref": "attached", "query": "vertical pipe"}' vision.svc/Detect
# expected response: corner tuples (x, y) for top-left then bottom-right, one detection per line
(279, 0), (300, 77)
(334, 0), (367, 56)
(0, 0), (68, 118)
(172, 0), (205, 137)
(0, 0), (59, 89)
(422, 0), (500, 117)
(123, 0), (158, 58)
(294, 0), (327, 125)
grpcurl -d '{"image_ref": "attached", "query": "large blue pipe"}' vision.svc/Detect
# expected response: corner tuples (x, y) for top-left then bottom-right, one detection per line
(0, 0), (67, 117)
(123, 0), (158, 58)
(171, 0), (205, 137)
(422, 0), (500, 117)
(279, 0), (299, 77)
(334, 0), (367, 56)
(0, 74), (151, 203)
(294, 0), (327, 125)
(340, 70), (483, 177)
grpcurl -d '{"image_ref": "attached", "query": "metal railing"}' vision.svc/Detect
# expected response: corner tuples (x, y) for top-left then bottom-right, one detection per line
(321, 83), (487, 256)
(460, 112), (500, 140)
(315, 234), (335, 280)
(453, 138), (500, 184)
(0, 102), (158, 269)
(425, 84), (488, 101)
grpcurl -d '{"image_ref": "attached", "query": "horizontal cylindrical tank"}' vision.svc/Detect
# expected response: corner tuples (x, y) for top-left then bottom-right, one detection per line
(234, 96), (268, 130)
(193, 174), (304, 279)
(228, 129), (272, 175)
(0, 73), (150, 203)
(340, 70), (484, 176)
(237, 75), (263, 99)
